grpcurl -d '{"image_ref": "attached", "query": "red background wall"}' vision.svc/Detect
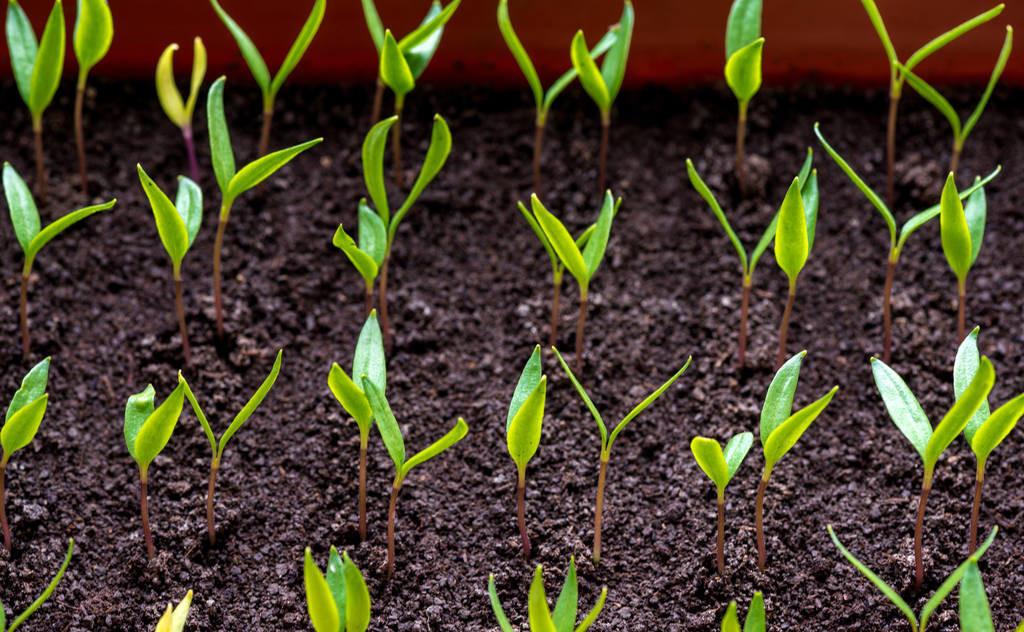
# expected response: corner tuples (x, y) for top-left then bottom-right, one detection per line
(2, 0), (1022, 86)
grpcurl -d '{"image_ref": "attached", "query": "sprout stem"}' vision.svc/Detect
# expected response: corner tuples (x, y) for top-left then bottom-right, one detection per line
(32, 116), (47, 203)
(363, 283), (374, 317)
(140, 470), (155, 560)
(913, 472), (933, 591)
(19, 273), (30, 357)
(532, 119), (546, 195)
(206, 458), (220, 546)
(379, 255), (393, 353)
(755, 472), (768, 571)
(885, 91), (900, 207)
(370, 79), (385, 125)
(968, 461), (985, 555)
(950, 141), (962, 175)
(213, 205), (230, 339)
(357, 432), (368, 541)
(715, 490), (726, 575)
(957, 278), (967, 342)
(391, 97), (405, 187)
(735, 101), (748, 195)
(593, 452), (609, 564)
(516, 467), (531, 559)
(1, 456), (10, 553)
(575, 291), (589, 370)
(174, 267), (191, 366)
(258, 105), (274, 157)
(74, 85), (88, 193)
(549, 276), (562, 347)
(597, 112), (610, 196)
(737, 276), (752, 368)
(882, 254), (897, 363)
(182, 125), (200, 183)
(775, 280), (798, 369)
(386, 479), (402, 578)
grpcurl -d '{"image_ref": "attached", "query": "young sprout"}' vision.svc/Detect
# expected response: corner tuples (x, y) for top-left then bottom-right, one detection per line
(137, 165), (203, 365)
(327, 311), (386, 541)
(71, 0), (112, 193)
(0, 538), (73, 632)
(505, 346), (546, 559)
(154, 591), (192, 632)
(871, 354), (993, 589)
(3, 162), (116, 356)
(827, 524), (997, 632)
(333, 201), (386, 316)
(690, 431), (752, 575)
(497, 0), (618, 194)
(953, 328), (1024, 553)
(755, 351), (838, 571)
(488, 557), (608, 632)
(209, 0), (325, 156)
(303, 546), (371, 632)
(720, 592), (765, 632)
(959, 558), (996, 631)
(569, 0), (634, 195)
(124, 382), (186, 560)
(939, 174), (988, 341)
(0, 358), (50, 553)
(362, 379), (468, 577)
(553, 347), (691, 564)
(5, 0), (64, 201)
(179, 349), (282, 545)
(206, 76), (322, 337)
(724, 0), (764, 194)
(858, 0), (1004, 205)
(156, 38), (207, 182)
(814, 124), (1000, 362)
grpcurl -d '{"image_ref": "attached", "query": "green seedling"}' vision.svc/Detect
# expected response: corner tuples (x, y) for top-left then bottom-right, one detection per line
(363, 379), (468, 577)
(333, 199), (386, 316)
(959, 558), (998, 632)
(505, 345), (546, 559)
(327, 311), (386, 541)
(71, 0), (112, 192)
(179, 349), (282, 545)
(154, 590), (192, 632)
(814, 123), (1000, 362)
(569, 0), (634, 195)
(0, 538), (73, 632)
(207, 76), (322, 337)
(870, 354), (993, 589)
(858, 0), (1004, 205)
(0, 358), (50, 553)
(720, 592), (765, 632)
(724, 0), (763, 194)
(358, 114), (451, 351)
(156, 38), (207, 182)
(137, 165), (203, 365)
(498, 0), (618, 194)
(303, 546), (371, 632)
(690, 431), (753, 574)
(553, 347), (691, 564)
(755, 351), (838, 570)
(5, 0), (64, 201)
(828, 524), (996, 632)
(3, 161), (116, 356)
(209, 0), (325, 156)
(489, 557), (608, 632)
(939, 174), (988, 341)
(125, 382), (186, 559)
(953, 327), (1024, 553)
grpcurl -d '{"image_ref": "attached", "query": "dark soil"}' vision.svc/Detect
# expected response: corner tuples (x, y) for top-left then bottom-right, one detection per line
(0, 77), (1022, 631)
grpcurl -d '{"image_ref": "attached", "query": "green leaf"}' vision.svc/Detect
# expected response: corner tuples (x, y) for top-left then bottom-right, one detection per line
(964, 184), (986, 267)
(551, 557), (577, 632)
(725, 432), (754, 480)
(570, 30), (610, 114)
(155, 38), (206, 128)
(6, 0), (37, 106)
(28, 0), (65, 118)
(354, 311), (386, 396)
(760, 351), (805, 444)
(209, 0), (270, 94)
(507, 345), (542, 430)
(328, 363), (372, 433)
(507, 376), (546, 472)
(920, 526), (999, 630)
(532, 196), (589, 285)
(940, 173), (973, 282)
(962, 26), (1012, 143)
(959, 561), (994, 632)
(359, 0), (384, 50)
(227, 138), (323, 202)
(6, 538), (73, 632)
(399, 417), (468, 478)
(582, 191), (615, 278)
(0, 394), (48, 458)
(600, 0), (633, 103)
(324, 547), (347, 629)
(801, 170), (820, 251)
(132, 383), (186, 471)
(528, 566), (558, 632)
(574, 588), (607, 632)
(904, 4), (1005, 74)
(744, 592), (765, 632)
(402, 1), (457, 80)
(358, 200), (387, 266)
(389, 115), (452, 241)
(897, 166), (1001, 251)
(218, 349), (282, 456)
(123, 385), (155, 462)
(138, 164), (189, 267)
(725, 37), (763, 105)
(186, 38), (207, 121)
(763, 386), (837, 471)
(970, 393), (1024, 465)
(342, 551), (371, 632)
(827, 525), (918, 629)
(178, 374), (217, 455)
(721, 602), (741, 632)
(902, 69), (961, 140)
(924, 357), (994, 471)
(608, 356), (692, 448)
(207, 77), (235, 197)
(362, 117), (396, 225)
(363, 379), (405, 470)
(774, 178), (808, 283)
(269, 0), (325, 98)
(543, 28), (619, 116)
(497, 0), (542, 110)
(380, 30), (414, 98)
(73, 0), (113, 77)
(725, 0), (762, 58)
(488, 575), (515, 632)
(175, 176), (203, 248)
(687, 159), (748, 273)
(552, 347), (608, 447)
(167, 590), (193, 632)
(304, 548), (341, 632)
(26, 200), (116, 271)
(870, 357), (931, 459)
(6, 357), (50, 421)
(3, 162), (40, 255)
(333, 224), (379, 286)
(954, 326), (990, 443)
(690, 436), (729, 492)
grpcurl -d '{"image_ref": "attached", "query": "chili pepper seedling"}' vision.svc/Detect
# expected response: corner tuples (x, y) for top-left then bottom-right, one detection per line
(0, 538), (73, 632)
(489, 557), (608, 632)
(0, 358), (50, 553)
(156, 38), (207, 182)
(858, 0), (1004, 204)
(570, 0), (634, 195)
(504, 345), (546, 559)
(327, 311), (386, 541)
(959, 558), (997, 631)
(814, 123), (1000, 362)
(3, 162), (116, 356)
(755, 351), (838, 571)
(333, 200), (386, 316)
(724, 0), (763, 194)
(209, 0), (325, 156)
(362, 379), (468, 577)
(207, 76), (322, 338)
(179, 349), (282, 545)
(303, 546), (371, 632)
(690, 431), (752, 575)
(871, 354), (993, 589)
(939, 174), (988, 341)
(720, 592), (765, 632)
(137, 165), (203, 365)
(553, 347), (691, 564)
(154, 590), (192, 632)
(125, 382), (186, 560)
(71, 0), (112, 193)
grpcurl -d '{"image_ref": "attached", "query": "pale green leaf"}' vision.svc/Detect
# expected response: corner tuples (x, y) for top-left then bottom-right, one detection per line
(497, 0), (542, 109)
(6, 0), (37, 105)
(328, 363), (372, 432)
(27, 200), (116, 269)
(209, 0), (270, 93)
(0, 394), (47, 458)
(870, 357), (931, 459)
(687, 159), (748, 273)
(325, 547), (347, 625)
(363, 379), (404, 469)
(902, 68), (962, 140)
(774, 178), (808, 283)
(551, 557), (577, 632)
(207, 77), (235, 197)
(528, 566), (558, 632)
(532, 196), (588, 285)
(600, 0), (633, 103)
(333, 224), (378, 285)
(358, 200), (387, 266)
(691, 436), (729, 491)
(897, 166), (1001, 251)
(725, 0), (762, 58)
(920, 527), (998, 630)
(138, 164), (188, 267)
(959, 561), (994, 632)
(389, 114), (452, 241)
(178, 374), (217, 455)
(507, 345), (542, 430)
(400, 417), (468, 478)
(155, 44), (187, 127)
(175, 176), (203, 248)
(552, 347), (607, 446)
(964, 184), (986, 267)
(227, 138), (323, 202)
(73, 0), (113, 76)
(543, 28), (618, 115)
(507, 376), (546, 471)
(343, 551), (371, 632)
(924, 357), (993, 470)
(570, 30), (610, 114)
(725, 38), (763, 105)
(582, 191), (615, 278)
(362, 117), (396, 225)
(724, 432), (754, 479)
(609, 356), (691, 448)
(269, 0), (325, 98)
(218, 348), (282, 455)
(970, 392), (1024, 465)
(488, 575), (515, 632)
(744, 592), (765, 632)
(402, 1), (453, 80)
(574, 588), (607, 632)
(721, 602), (741, 632)
(962, 26), (1012, 142)
(828, 525), (918, 628)
(940, 173), (973, 282)
(360, 0), (384, 50)
(3, 161), (40, 254)
(954, 326), (989, 443)
(6, 538), (73, 632)
(304, 548), (341, 632)
(28, 0), (65, 117)
(132, 383), (186, 470)
(760, 351), (804, 444)
(354, 311), (386, 395)
(380, 30), (414, 97)
(904, 4), (1005, 73)
(6, 357), (50, 421)
(124, 385), (155, 462)
(763, 387), (837, 471)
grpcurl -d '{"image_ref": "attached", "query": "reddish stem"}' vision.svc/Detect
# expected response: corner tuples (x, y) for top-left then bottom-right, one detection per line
(258, 106), (274, 157)
(33, 119), (47, 203)
(517, 469), (531, 559)
(957, 279), (967, 343)
(593, 454), (609, 564)
(74, 86), (88, 194)
(950, 142), (962, 175)
(1, 458), (10, 554)
(914, 476), (932, 591)
(882, 255), (897, 363)
(775, 281), (797, 369)
(213, 214), (228, 339)
(597, 115), (610, 196)
(182, 126), (200, 183)
(736, 102), (748, 195)
(968, 463), (984, 555)
(19, 274), (30, 357)
(548, 277), (562, 348)
(386, 480), (401, 578)
(886, 92), (899, 208)
(206, 460), (219, 546)
(715, 492), (726, 575)
(358, 434), (368, 541)
(575, 292), (589, 370)
(755, 474), (768, 571)
(370, 79), (384, 125)
(364, 284), (374, 317)
(140, 472), (155, 560)
(391, 100), (404, 187)
(532, 120), (546, 195)
(379, 256), (392, 354)
(174, 272), (191, 366)
(737, 277), (751, 368)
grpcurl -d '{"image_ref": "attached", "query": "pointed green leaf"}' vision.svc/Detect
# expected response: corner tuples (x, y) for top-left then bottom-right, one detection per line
(325, 547), (347, 628)
(691, 436), (729, 492)
(328, 363), (372, 433)
(390, 114), (452, 240)
(870, 357), (931, 460)
(574, 587), (607, 632)
(920, 526), (999, 630)
(954, 326), (989, 443)
(353, 312), (386, 397)
(827, 525), (918, 629)
(488, 575), (515, 632)
(26, 200), (116, 268)
(124, 385), (155, 462)
(209, 0), (270, 93)
(400, 417), (468, 478)
(218, 349), (282, 456)
(0, 394), (47, 458)
(725, 0), (762, 58)
(964, 184), (986, 267)
(133, 383), (185, 470)
(902, 68), (961, 140)
(73, 0), (113, 77)
(962, 26), (1012, 142)
(724, 431), (753, 479)
(207, 76), (235, 197)
(6, 357), (50, 421)
(552, 346), (607, 446)
(600, 0), (633, 103)
(687, 159), (748, 273)
(959, 561), (994, 632)
(924, 356), (994, 470)
(28, 0), (65, 117)
(528, 566), (558, 632)
(744, 592), (765, 632)
(358, 199), (387, 265)
(801, 169), (820, 251)
(362, 117), (396, 224)
(402, 1), (451, 80)
(897, 166), (1001, 251)
(582, 192), (615, 278)
(497, 0), (542, 109)
(532, 196), (589, 285)
(359, 0), (384, 50)
(609, 356), (691, 448)
(175, 176), (203, 249)
(6, 0), (37, 105)
(552, 558), (578, 632)
(507, 345), (543, 430)
(570, 30), (610, 113)
(269, 0), (325, 97)
(725, 37), (763, 104)
(3, 162), (41, 253)
(721, 602), (741, 632)
(167, 590), (193, 632)
(904, 5), (1005, 72)
(156, 44), (186, 127)
(760, 351), (805, 445)
(774, 178), (808, 283)
(764, 386), (837, 471)
(507, 376), (546, 472)
(178, 374), (217, 455)
(970, 393), (1024, 465)
(343, 551), (371, 632)
(304, 548), (340, 632)
(138, 164), (189, 267)
(363, 379), (404, 469)
(543, 28), (618, 115)
(6, 538), (73, 632)
(333, 224), (378, 286)
(185, 38), (207, 122)
(227, 137), (323, 201)
(940, 173), (973, 282)
(380, 30), (414, 97)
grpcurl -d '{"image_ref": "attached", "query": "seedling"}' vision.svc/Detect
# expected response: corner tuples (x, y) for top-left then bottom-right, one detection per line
(504, 345), (546, 558)
(303, 546), (371, 632)
(154, 591), (192, 632)
(137, 165), (203, 365)
(0, 538), (73, 632)
(755, 351), (838, 570)
(720, 592), (765, 632)
(569, 0), (634, 194)
(0, 358), (50, 553)
(209, 0), (325, 155)
(488, 558), (607, 632)
(179, 349), (283, 545)
(498, 0), (618, 194)
(814, 123), (1000, 362)
(5, 0), (64, 201)
(3, 162), (116, 356)
(959, 558), (995, 631)
(724, 0), (764, 193)
(553, 347), (691, 563)
(327, 311), (386, 541)
(939, 174), (988, 341)
(333, 201), (386, 315)
(71, 0), (112, 192)
(156, 38), (207, 182)
(363, 379), (468, 577)
(953, 328), (1024, 553)
(124, 382), (186, 559)
(827, 524), (997, 632)
(858, 0), (1004, 204)
(207, 76), (322, 337)
(870, 354), (993, 589)
(690, 431), (752, 574)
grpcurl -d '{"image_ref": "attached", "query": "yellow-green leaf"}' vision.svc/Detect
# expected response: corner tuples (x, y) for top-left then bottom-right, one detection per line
(137, 164), (189, 267)
(725, 37), (763, 104)
(507, 376), (546, 471)
(570, 30), (610, 114)
(763, 386), (838, 472)
(773, 177), (808, 283)
(940, 173), (973, 282)
(528, 566), (558, 632)
(380, 30), (414, 98)
(691, 436), (728, 491)
(28, 0), (65, 118)
(531, 196), (588, 285)
(73, 0), (112, 77)
(304, 548), (341, 632)
(971, 392), (1024, 465)
(328, 362), (372, 433)
(924, 356), (993, 470)
(0, 394), (48, 458)
(132, 383), (186, 470)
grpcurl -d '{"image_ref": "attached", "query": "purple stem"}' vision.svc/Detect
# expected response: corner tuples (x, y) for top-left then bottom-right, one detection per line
(183, 126), (200, 182)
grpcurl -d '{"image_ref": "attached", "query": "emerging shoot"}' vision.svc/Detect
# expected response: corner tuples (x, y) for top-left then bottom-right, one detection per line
(0, 538), (73, 632)
(489, 557), (608, 632)
(504, 346), (547, 559)
(720, 592), (765, 632)
(333, 201), (386, 316)
(71, 0), (113, 192)
(690, 431), (752, 575)
(303, 546), (371, 632)
(154, 590), (192, 632)
(724, 0), (763, 194)
(156, 38), (207, 182)
(939, 174), (987, 341)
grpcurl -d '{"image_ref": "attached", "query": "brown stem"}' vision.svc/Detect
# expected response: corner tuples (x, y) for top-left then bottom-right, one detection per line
(950, 142), (962, 175)
(74, 85), (88, 193)
(370, 79), (384, 125)
(968, 462), (984, 555)
(1, 458), (10, 554)
(386, 480), (401, 578)
(597, 114), (610, 196)
(258, 106), (274, 157)
(548, 276), (562, 347)
(140, 471), (155, 560)
(736, 101), (748, 195)
(391, 99), (404, 187)
(357, 433), (368, 541)
(886, 91), (899, 208)
(206, 459), (219, 546)
(914, 474), (932, 591)
(517, 469), (531, 559)
(32, 119), (47, 203)
(737, 277), (751, 368)
(364, 284), (374, 317)
(957, 278), (967, 342)
(715, 492), (726, 575)
(213, 212), (229, 339)
(19, 273), (30, 357)
(775, 281), (797, 369)
(532, 120), (545, 195)
(182, 126), (200, 183)
(755, 474), (768, 571)
(593, 453), (609, 564)
(379, 255), (392, 353)
(174, 271), (191, 366)
(882, 255), (897, 363)
(575, 291), (588, 370)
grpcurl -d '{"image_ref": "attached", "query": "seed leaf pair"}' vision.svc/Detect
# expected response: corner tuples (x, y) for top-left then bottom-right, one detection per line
(333, 201), (387, 305)
(489, 558), (608, 632)
(6, 0), (64, 123)
(154, 591), (192, 632)
(569, 1), (634, 120)
(70, 0), (113, 189)
(0, 538), (73, 632)
(156, 38), (207, 181)
(375, 0), (461, 97)
(691, 431), (752, 574)
(720, 592), (765, 632)
(137, 166), (203, 272)
(939, 174), (988, 339)
(304, 547), (371, 632)
(724, 0), (763, 104)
